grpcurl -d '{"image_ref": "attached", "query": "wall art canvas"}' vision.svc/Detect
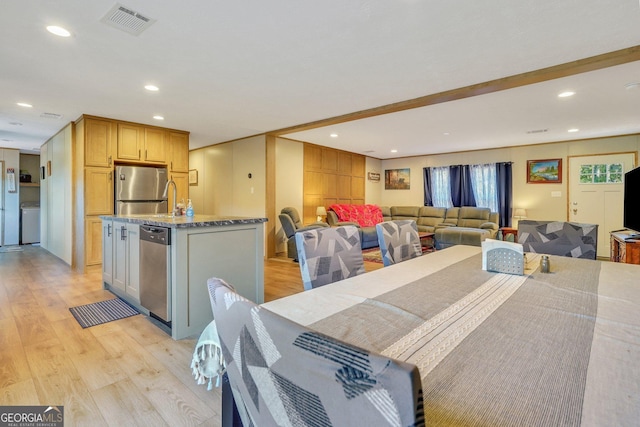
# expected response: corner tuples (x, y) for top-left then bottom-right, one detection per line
(527, 159), (562, 183)
(385, 168), (410, 189)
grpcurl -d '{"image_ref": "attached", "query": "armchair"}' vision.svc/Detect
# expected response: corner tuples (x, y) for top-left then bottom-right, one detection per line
(279, 207), (328, 261)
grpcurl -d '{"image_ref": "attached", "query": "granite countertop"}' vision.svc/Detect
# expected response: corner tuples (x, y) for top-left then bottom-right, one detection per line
(100, 214), (267, 228)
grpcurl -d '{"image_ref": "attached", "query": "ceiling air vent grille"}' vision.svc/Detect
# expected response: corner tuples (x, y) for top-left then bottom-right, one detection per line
(526, 129), (548, 134)
(101, 3), (156, 36)
(40, 112), (63, 119)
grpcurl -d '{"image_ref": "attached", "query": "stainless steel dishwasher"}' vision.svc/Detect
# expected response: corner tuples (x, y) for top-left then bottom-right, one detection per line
(139, 225), (171, 324)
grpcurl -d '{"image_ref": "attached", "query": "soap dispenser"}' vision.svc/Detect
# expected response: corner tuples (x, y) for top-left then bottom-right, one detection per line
(186, 199), (194, 217)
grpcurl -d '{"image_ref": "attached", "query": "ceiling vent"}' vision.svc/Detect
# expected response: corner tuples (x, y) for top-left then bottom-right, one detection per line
(100, 3), (156, 36)
(40, 112), (63, 120)
(526, 128), (548, 134)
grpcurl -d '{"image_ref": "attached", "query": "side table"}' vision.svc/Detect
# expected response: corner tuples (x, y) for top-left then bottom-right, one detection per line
(499, 227), (518, 242)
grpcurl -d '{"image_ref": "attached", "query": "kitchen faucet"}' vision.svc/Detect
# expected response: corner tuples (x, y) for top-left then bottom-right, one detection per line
(162, 179), (179, 216)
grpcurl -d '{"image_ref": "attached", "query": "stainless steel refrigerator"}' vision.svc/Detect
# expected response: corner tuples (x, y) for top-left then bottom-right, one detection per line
(115, 165), (168, 215)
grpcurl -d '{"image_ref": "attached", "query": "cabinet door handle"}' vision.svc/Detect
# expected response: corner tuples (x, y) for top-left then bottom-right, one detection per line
(170, 161), (173, 170)
(138, 149), (141, 159)
(108, 155), (112, 166)
(145, 149), (148, 160)
(121, 226), (127, 241)
(107, 224), (112, 237)
(109, 171), (112, 181)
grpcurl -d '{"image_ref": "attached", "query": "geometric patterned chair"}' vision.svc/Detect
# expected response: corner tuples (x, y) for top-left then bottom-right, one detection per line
(207, 277), (425, 427)
(375, 220), (423, 267)
(295, 225), (366, 290)
(517, 220), (599, 260)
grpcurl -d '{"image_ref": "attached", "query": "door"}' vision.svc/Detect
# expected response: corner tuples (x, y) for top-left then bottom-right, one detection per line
(569, 153), (636, 259)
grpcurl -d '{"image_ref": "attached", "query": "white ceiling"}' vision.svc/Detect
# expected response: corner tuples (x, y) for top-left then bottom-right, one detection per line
(1, 1), (640, 159)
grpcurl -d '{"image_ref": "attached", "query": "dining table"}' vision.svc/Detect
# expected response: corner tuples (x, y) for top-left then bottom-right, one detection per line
(262, 245), (640, 426)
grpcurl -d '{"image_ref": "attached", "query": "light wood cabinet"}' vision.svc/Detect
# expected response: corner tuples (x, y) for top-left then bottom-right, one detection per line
(84, 118), (114, 167)
(85, 217), (104, 266)
(74, 115), (188, 272)
(168, 131), (189, 172)
(117, 123), (167, 163)
(85, 167), (113, 215)
(117, 123), (143, 161)
(144, 127), (166, 163)
(170, 172), (189, 209)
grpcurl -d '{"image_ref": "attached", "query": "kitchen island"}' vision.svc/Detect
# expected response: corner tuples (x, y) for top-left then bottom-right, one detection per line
(100, 214), (266, 339)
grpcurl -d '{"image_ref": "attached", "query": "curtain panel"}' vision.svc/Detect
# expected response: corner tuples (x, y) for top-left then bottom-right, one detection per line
(422, 162), (512, 227)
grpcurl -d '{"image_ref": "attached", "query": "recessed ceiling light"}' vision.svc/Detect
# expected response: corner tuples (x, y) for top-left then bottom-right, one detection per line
(46, 25), (71, 37)
(624, 82), (640, 90)
(9, 122), (22, 126)
(568, 128), (579, 133)
(145, 85), (159, 91)
(390, 149), (398, 153)
(443, 132), (450, 136)
(153, 115), (164, 120)
(17, 102), (33, 108)
(558, 91), (575, 98)
(330, 133), (338, 138)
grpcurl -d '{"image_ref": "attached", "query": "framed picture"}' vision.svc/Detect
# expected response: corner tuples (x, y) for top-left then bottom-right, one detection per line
(385, 168), (410, 190)
(527, 159), (562, 183)
(189, 169), (198, 185)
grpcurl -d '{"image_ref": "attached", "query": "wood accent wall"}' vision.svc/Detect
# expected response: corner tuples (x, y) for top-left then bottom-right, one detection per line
(303, 143), (365, 224)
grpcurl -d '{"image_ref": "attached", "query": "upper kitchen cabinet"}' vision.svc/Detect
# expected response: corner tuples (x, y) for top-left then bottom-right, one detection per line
(116, 123), (166, 164)
(168, 131), (189, 172)
(83, 117), (115, 167)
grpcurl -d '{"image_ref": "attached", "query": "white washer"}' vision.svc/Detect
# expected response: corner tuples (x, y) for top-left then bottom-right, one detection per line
(21, 202), (40, 244)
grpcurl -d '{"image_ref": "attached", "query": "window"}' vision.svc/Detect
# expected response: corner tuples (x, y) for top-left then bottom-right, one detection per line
(579, 163), (623, 184)
(431, 167), (452, 208)
(470, 163), (499, 212)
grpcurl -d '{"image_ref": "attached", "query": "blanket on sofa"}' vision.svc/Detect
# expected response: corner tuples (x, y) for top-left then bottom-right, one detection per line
(329, 204), (383, 227)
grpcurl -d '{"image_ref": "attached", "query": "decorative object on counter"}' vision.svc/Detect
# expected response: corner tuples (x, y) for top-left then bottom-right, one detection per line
(540, 255), (551, 273)
(186, 199), (194, 217)
(482, 238), (525, 275)
(315, 206), (327, 222)
(177, 198), (186, 216)
(69, 297), (139, 328)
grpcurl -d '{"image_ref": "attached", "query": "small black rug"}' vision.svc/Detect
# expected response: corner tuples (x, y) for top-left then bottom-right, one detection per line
(69, 298), (139, 328)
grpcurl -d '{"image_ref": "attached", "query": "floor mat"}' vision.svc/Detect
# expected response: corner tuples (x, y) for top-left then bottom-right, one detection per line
(69, 298), (140, 328)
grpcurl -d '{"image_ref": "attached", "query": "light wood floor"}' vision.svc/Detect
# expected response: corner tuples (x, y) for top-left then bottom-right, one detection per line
(0, 245), (381, 426)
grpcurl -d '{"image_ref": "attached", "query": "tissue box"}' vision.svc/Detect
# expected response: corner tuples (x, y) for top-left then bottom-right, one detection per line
(482, 239), (525, 275)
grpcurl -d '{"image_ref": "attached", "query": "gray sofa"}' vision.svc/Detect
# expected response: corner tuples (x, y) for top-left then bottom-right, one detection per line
(326, 205), (499, 249)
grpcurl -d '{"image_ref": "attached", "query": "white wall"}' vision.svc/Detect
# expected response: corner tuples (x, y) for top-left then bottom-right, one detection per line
(275, 138), (303, 253)
(0, 148), (20, 245)
(378, 134), (640, 222)
(189, 135), (267, 218)
(365, 157), (383, 205)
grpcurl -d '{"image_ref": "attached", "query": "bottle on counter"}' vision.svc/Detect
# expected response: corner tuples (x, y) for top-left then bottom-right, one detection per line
(186, 199), (194, 217)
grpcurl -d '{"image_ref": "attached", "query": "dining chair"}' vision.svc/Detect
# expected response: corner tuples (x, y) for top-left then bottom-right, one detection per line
(517, 220), (598, 260)
(376, 220), (423, 267)
(207, 277), (425, 427)
(295, 225), (366, 290)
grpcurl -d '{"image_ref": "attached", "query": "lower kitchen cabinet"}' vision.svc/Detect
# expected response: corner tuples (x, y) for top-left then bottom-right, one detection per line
(110, 221), (140, 302)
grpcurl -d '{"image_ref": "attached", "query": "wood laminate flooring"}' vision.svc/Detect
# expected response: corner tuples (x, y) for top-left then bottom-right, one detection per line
(0, 245), (381, 426)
